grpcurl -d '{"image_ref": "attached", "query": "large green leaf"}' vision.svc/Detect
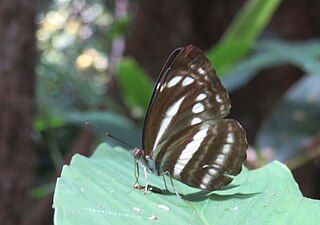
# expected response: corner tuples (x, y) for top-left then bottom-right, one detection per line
(221, 0), (281, 44)
(256, 40), (320, 75)
(208, 0), (281, 74)
(221, 39), (320, 91)
(53, 143), (320, 225)
(256, 74), (320, 161)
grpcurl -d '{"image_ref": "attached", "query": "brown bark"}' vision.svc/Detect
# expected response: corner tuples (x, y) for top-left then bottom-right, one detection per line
(127, 0), (245, 79)
(0, 1), (37, 225)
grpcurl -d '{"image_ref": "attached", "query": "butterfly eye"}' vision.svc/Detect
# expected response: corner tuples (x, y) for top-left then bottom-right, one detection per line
(132, 148), (144, 158)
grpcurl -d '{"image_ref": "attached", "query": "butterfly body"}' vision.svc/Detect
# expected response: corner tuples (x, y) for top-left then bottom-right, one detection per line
(132, 45), (247, 192)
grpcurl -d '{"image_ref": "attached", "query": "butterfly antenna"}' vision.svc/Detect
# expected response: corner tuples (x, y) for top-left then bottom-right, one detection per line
(85, 122), (134, 149)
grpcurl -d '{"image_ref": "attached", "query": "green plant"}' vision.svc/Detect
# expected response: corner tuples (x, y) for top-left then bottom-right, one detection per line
(53, 144), (320, 225)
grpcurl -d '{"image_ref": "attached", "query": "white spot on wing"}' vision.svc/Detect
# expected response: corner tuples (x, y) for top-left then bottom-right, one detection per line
(200, 168), (219, 188)
(167, 97), (183, 116)
(197, 67), (206, 75)
(193, 128), (208, 140)
(216, 94), (223, 103)
(167, 76), (182, 88)
(222, 143), (232, 155)
(192, 103), (204, 113)
(201, 174), (211, 185)
(191, 117), (201, 125)
(226, 132), (235, 143)
(172, 161), (184, 178)
(196, 93), (207, 101)
(173, 126), (209, 176)
(182, 77), (194, 86)
(200, 184), (206, 189)
(208, 168), (218, 176)
(157, 82), (165, 92)
(152, 96), (185, 150)
(215, 154), (225, 165)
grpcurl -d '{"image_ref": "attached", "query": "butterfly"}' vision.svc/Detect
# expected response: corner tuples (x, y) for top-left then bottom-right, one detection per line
(130, 45), (248, 197)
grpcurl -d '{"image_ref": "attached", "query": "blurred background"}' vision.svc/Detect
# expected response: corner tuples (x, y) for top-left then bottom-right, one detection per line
(1, 0), (320, 224)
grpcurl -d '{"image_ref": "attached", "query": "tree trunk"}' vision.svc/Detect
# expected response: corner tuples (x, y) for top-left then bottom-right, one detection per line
(127, 0), (244, 79)
(0, 1), (36, 224)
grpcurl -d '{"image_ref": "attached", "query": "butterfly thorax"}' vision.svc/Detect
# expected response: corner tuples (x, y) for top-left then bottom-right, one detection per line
(131, 147), (158, 174)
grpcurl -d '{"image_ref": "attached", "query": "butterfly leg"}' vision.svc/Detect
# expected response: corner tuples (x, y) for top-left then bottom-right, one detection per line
(143, 166), (149, 194)
(133, 161), (141, 189)
(162, 175), (169, 190)
(164, 171), (182, 198)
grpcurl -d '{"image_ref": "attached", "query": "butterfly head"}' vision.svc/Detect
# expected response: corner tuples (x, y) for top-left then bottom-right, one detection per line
(131, 147), (146, 162)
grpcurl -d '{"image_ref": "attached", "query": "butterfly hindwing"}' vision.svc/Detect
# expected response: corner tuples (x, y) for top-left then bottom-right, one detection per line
(150, 119), (247, 190)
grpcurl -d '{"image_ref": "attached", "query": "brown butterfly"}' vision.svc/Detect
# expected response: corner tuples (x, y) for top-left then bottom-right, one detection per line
(130, 45), (248, 197)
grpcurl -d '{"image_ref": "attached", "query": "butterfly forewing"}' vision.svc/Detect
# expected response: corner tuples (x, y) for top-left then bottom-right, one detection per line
(143, 46), (231, 154)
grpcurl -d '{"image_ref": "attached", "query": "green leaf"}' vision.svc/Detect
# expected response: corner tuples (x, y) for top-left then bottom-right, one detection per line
(221, 39), (320, 91)
(35, 110), (142, 146)
(117, 57), (153, 117)
(256, 40), (320, 75)
(256, 74), (320, 161)
(208, 41), (252, 75)
(108, 17), (130, 39)
(33, 115), (65, 131)
(221, 0), (281, 44)
(54, 143), (320, 225)
(63, 110), (135, 129)
(208, 0), (281, 74)
(221, 46), (279, 91)
(31, 182), (55, 199)
(62, 110), (142, 147)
